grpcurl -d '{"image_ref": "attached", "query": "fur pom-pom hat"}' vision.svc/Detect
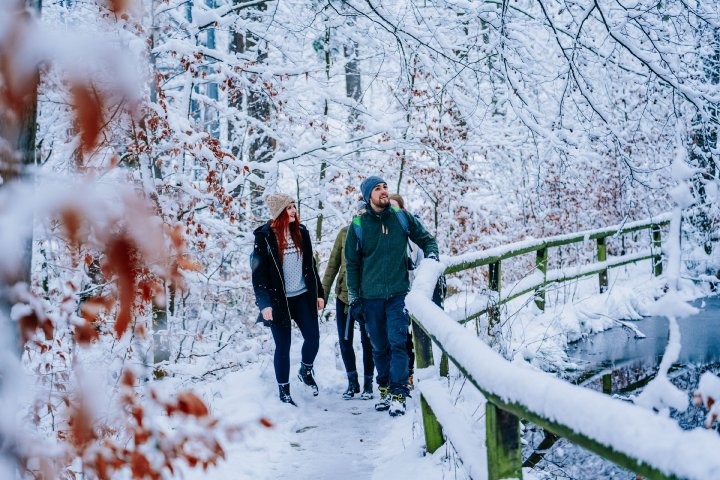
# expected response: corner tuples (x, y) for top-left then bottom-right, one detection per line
(266, 193), (295, 220)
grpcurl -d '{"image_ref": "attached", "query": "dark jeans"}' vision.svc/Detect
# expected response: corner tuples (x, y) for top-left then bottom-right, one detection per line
(269, 292), (319, 384)
(336, 299), (374, 377)
(363, 295), (409, 396)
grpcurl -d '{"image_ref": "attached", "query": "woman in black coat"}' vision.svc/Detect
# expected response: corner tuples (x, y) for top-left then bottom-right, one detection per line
(251, 193), (325, 405)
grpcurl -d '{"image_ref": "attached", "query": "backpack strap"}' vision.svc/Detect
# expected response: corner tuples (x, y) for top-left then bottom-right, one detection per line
(352, 208), (411, 255)
(351, 215), (363, 252)
(390, 206), (411, 236)
(391, 206), (422, 269)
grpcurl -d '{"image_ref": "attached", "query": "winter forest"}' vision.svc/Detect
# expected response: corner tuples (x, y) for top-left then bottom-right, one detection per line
(2, 0), (720, 478)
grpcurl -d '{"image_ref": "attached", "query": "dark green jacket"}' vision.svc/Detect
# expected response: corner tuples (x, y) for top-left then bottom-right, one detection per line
(321, 226), (349, 305)
(345, 206), (438, 302)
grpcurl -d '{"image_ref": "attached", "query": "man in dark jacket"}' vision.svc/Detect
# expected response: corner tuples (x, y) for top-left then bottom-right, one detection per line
(345, 176), (439, 416)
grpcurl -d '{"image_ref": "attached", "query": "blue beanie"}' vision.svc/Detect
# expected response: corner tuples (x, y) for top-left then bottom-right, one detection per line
(360, 176), (386, 204)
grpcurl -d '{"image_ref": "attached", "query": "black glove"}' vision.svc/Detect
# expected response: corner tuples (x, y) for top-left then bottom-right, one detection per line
(427, 252), (440, 262)
(349, 299), (363, 321)
(345, 299), (363, 340)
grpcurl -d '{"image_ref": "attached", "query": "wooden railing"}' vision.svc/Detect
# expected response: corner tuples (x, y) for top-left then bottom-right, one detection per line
(407, 213), (720, 480)
(447, 214), (671, 329)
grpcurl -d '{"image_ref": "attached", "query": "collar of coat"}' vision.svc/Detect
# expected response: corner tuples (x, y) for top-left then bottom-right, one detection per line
(366, 205), (390, 218)
(254, 222), (307, 236)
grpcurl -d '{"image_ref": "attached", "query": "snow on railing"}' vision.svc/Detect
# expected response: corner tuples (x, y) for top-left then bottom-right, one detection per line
(415, 376), (488, 478)
(444, 212), (672, 326)
(445, 212), (672, 274)
(405, 212), (720, 480)
(407, 259), (720, 480)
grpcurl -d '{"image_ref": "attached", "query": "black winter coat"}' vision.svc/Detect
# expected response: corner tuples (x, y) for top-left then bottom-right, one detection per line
(251, 222), (324, 327)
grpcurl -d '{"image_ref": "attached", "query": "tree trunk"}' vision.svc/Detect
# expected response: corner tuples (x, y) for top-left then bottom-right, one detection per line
(397, 56), (417, 193)
(315, 28), (332, 242)
(0, 1), (41, 472)
(227, 1), (274, 217)
(345, 41), (362, 127)
(0, 0), (40, 339)
(247, 2), (273, 217)
(689, 29), (719, 256)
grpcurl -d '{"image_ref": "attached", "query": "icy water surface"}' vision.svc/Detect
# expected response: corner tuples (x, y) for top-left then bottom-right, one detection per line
(567, 295), (720, 374)
(524, 296), (720, 479)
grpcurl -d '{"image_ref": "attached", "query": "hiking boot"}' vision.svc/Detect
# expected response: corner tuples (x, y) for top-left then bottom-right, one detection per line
(389, 393), (406, 417)
(298, 362), (319, 396)
(278, 383), (296, 406)
(342, 373), (360, 400)
(375, 386), (390, 411)
(360, 375), (373, 400)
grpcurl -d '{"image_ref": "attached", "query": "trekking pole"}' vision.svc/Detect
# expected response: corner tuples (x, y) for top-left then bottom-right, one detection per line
(344, 304), (352, 341)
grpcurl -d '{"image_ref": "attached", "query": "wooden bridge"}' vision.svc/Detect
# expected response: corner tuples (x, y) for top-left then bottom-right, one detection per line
(406, 213), (720, 480)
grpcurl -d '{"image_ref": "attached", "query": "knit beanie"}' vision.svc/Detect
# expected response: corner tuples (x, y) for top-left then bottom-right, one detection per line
(360, 176), (386, 204)
(266, 193), (294, 220)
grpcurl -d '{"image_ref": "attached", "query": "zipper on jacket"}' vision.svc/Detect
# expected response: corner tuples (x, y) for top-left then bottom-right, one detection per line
(266, 237), (292, 320)
(383, 219), (389, 299)
(311, 254), (319, 313)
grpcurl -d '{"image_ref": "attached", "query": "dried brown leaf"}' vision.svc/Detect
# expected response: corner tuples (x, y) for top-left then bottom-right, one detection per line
(71, 83), (104, 154)
(176, 391), (209, 417)
(74, 320), (99, 345)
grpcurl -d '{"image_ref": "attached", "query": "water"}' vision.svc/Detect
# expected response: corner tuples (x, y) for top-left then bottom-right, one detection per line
(567, 296), (720, 377)
(526, 296), (720, 479)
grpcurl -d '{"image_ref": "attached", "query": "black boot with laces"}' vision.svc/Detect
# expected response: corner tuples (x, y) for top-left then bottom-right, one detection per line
(360, 375), (374, 400)
(278, 383), (297, 406)
(342, 372), (360, 400)
(298, 362), (319, 396)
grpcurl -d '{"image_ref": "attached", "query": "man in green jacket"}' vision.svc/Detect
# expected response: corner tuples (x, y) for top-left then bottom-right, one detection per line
(345, 176), (439, 416)
(322, 224), (375, 400)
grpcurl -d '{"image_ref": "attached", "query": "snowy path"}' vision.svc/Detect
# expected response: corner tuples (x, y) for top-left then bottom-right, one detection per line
(181, 323), (450, 480)
(266, 389), (407, 479)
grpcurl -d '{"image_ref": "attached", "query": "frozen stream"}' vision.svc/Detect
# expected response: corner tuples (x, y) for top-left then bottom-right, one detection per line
(566, 295), (720, 379)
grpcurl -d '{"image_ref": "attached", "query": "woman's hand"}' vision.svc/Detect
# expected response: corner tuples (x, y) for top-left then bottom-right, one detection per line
(262, 307), (273, 321)
(317, 298), (325, 310)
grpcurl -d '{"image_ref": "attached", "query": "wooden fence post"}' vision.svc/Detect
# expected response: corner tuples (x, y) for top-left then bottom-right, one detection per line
(486, 403), (523, 480)
(411, 319), (444, 453)
(439, 353), (449, 378)
(597, 237), (608, 293)
(535, 247), (547, 310)
(488, 261), (501, 339)
(651, 225), (662, 276)
(602, 373), (612, 394)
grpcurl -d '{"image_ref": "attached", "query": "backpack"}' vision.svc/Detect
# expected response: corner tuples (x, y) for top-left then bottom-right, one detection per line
(351, 206), (419, 270)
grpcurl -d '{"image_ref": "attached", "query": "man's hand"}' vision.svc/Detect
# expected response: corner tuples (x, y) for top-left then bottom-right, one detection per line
(261, 307), (273, 321)
(317, 298), (325, 310)
(427, 252), (440, 261)
(349, 299), (364, 323)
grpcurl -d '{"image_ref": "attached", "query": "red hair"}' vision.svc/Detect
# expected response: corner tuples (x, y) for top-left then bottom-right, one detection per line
(271, 208), (303, 261)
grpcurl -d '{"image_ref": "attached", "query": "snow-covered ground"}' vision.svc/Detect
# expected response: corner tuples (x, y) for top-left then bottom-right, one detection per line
(165, 258), (712, 479)
(172, 325), (463, 480)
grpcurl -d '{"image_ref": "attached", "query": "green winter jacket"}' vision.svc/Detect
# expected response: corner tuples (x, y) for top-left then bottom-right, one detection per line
(321, 226), (349, 305)
(345, 206), (438, 302)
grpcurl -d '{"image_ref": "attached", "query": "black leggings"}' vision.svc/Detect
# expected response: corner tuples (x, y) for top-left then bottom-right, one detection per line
(336, 298), (374, 377)
(269, 292), (319, 384)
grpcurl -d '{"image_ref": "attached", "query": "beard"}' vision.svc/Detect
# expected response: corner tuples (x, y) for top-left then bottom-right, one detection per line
(371, 195), (389, 210)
